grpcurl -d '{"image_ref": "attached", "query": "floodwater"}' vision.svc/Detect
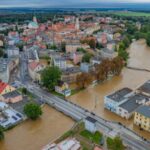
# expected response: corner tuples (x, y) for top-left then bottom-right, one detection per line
(0, 105), (74, 150)
(0, 39), (150, 150)
(69, 39), (150, 140)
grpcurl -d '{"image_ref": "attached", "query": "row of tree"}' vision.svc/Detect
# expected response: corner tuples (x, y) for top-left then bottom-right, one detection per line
(76, 56), (124, 89)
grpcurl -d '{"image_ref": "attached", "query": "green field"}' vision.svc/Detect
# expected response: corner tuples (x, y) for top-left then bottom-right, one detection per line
(113, 11), (150, 17)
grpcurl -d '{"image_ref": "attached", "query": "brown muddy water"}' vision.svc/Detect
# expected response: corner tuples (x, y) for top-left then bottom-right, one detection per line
(0, 39), (150, 150)
(0, 105), (74, 150)
(69, 39), (150, 140)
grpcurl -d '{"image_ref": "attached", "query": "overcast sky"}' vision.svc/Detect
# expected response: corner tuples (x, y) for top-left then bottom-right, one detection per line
(0, 0), (150, 8)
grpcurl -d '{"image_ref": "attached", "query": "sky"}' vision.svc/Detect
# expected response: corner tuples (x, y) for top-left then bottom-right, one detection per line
(0, 0), (150, 8)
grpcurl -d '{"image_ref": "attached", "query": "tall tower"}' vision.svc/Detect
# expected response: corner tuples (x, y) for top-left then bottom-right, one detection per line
(33, 16), (37, 23)
(75, 17), (80, 31)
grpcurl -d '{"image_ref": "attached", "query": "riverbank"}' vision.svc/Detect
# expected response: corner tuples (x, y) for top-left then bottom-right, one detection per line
(68, 39), (150, 140)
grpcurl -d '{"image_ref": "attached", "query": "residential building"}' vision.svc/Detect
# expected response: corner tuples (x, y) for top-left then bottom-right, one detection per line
(7, 46), (20, 57)
(84, 116), (97, 133)
(61, 67), (81, 83)
(116, 93), (150, 119)
(136, 80), (150, 96)
(28, 61), (46, 82)
(42, 138), (81, 150)
(134, 105), (150, 132)
(100, 48), (117, 59)
(80, 62), (93, 73)
(53, 57), (67, 70)
(0, 102), (23, 128)
(66, 43), (89, 53)
(0, 90), (23, 103)
(90, 56), (102, 65)
(55, 81), (71, 97)
(104, 88), (133, 113)
(0, 58), (9, 83)
(0, 81), (16, 95)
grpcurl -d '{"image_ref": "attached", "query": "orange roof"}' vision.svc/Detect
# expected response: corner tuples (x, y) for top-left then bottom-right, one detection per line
(94, 146), (103, 150)
(0, 81), (8, 94)
(28, 61), (41, 70)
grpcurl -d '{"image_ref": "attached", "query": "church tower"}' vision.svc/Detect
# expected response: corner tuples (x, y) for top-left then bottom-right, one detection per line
(33, 16), (38, 23)
(75, 17), (80, 30)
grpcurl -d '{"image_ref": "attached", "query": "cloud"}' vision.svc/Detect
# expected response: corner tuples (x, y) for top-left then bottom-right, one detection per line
(0, 0), (149, 7)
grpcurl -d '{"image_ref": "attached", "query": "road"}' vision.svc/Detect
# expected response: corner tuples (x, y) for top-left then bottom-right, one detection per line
(25, 84), (150, 150)
(19, 51), (30, 84)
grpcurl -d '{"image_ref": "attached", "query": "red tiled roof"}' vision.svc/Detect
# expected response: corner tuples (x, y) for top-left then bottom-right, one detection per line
(0, 81), (8, 94)
(28, 61), (41, 70)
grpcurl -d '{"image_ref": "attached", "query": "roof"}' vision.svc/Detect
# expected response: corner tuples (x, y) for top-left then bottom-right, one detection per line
(119, 94), (150, 113)
(0, 81), (8, 94)
(86, 116), (96, 123)
(136, 105), (150, 118)
(107, 88), (132, 103)
(2, 90), (21, 99)
(28, 61), (41, 70)
(138, 80), (150, 95)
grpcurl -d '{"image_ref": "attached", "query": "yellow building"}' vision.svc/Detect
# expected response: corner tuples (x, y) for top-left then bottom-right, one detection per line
(134, 105), (150, 132)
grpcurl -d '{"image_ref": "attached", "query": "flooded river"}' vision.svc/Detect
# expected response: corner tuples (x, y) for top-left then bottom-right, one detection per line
(69, 39), (150, 140)
(0, 105), (74, 150)
(0, 39), (150, 150)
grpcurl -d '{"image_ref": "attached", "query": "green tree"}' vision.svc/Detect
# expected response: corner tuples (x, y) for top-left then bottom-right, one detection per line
(61, 42), (66, 52)
(0, 127), (4, 140)
(146, 32), (150, 46)
(24, 103), (42, 120)
(107, 136), (124, 150)
(82, 53), (92, 63)
(88, 39), (96, 49)
(0, 48), (4, 57)
(41, 66), (61, 91)
(21, 87), (27, 95)
(118, 48), (129, 63)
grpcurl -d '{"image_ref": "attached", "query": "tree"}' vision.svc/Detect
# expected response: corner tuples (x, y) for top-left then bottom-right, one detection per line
(107, 136), (125, 150)
(88, 39), (96, 49)
(41, 66), (61, 91)
(61, 42), (66, 52)
(0, 48), (4, 57)
(111, 56), (124, 75)
(118, 48), (129, 63)
(24, 103), (42, 120)
(0, 127), (4, 140)
(21, 87), (27, 95)
(82, 53), (92, 63)
(76, 73), (92, 89)
(146, 32), (150, 47)
(16, 43), (24, 51)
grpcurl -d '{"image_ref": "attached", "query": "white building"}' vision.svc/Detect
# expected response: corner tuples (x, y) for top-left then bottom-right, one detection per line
(104, 88), (133, 113)
(84, 116), (97, 133)
(0, 102), (23, 128)
(42, 138), (80, 150)
(7, 46), (20, 57)
(53, 57), (67, 70)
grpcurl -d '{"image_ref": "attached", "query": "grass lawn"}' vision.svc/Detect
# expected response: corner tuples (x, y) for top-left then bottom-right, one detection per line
(113, 11), (150, 17)
(18, 88), (35, 99)
(80, 130), (103, 145)
(71, 88), (84, 96)
(51, 91), (65, 98)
